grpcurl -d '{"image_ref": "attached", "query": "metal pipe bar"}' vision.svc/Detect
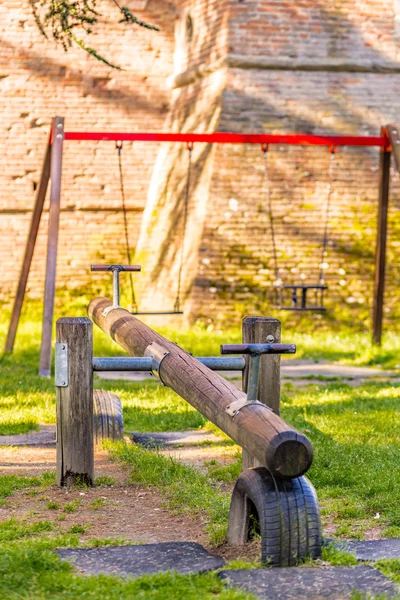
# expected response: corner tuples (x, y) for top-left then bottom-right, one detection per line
(247, 354), (261, 402)
(93, 357), (153, 371)
(199, 357), (246, 371)
(64, 131), (388, 148)
(92, 356), (246, 372)
(113, 270), (120, 307)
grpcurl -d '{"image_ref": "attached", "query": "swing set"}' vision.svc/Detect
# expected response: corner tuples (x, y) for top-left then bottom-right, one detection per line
(4, 116), (400, 376)
(115, 138), (192, 315)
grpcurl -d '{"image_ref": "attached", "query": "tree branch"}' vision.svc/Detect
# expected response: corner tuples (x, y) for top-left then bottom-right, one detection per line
(30, 0), (160, 68)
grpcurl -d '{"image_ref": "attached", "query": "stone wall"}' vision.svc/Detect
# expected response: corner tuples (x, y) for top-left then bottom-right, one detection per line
(1, 0), (400, 328)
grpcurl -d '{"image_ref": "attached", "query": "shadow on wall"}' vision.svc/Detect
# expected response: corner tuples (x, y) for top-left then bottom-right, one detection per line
(0, 37), (170, 117)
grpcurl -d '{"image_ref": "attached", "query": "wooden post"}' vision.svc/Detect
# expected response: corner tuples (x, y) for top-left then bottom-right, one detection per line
(242, 316), (281, 470)
(40, 116), (65, 376)
(387, 124), (400, 173)
(372, 126), (391, 346)
(89, 298), (313, 479)
(4, 131), (52, 354)
(56, 317), (94, 487)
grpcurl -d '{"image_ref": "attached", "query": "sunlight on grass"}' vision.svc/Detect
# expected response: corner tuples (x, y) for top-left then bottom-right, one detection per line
(281, 381), (400, 538)
(0, 532), (254, 600)
(2, 304), (400, 545)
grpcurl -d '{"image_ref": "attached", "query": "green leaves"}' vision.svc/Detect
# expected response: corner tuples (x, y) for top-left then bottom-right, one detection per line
(29, 0), (159, 68)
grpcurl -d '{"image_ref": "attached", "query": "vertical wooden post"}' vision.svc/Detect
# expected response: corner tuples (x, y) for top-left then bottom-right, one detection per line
(4, 131), (52, 354)
(372, 127), (391, 346)
(39, 116), (65, 376)
(56, 317), (94, 487)
(241, 316), (281, 470)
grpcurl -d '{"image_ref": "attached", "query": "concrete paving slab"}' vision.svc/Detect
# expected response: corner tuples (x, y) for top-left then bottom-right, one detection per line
(58, 542), (225, 577)
(335, 538), (400, 562)
(220, 566), (399, 599)
(0, 425), (56, 447)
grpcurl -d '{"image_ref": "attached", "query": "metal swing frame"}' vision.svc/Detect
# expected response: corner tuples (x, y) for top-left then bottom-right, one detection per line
(4, 118), (399, 376)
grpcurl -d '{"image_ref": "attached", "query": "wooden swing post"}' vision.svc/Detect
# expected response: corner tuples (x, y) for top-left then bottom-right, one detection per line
(372, 125), (397, 346)
(40, 117), (65, 376)
(4, 117), (64, 374)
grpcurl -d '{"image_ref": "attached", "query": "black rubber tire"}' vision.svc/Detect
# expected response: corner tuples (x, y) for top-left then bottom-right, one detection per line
(227, 467), (321, 567)
(93, 389), (124, 444)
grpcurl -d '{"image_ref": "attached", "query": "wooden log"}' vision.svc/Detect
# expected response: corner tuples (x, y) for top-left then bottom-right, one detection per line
(40, 116), (65, 377)
(88, 298), (313, 478)
(4, 131), (52, 354)
(56, 317), (94, 487)
(242, 316), (281, 470)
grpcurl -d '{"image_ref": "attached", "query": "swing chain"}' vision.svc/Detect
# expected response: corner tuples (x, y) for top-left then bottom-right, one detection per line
(117, 140), (137, 312)
(174, 142), (193, 312)
(262, 144), (281, 285)
(318, 145), (336, 285)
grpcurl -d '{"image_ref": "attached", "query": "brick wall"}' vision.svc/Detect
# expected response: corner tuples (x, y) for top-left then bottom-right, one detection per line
(2, 0), (400, 328)
(0, 0), (175, 300)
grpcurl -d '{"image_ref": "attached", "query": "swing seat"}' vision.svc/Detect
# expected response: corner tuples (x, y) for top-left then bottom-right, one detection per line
(274, 284), (327, 312)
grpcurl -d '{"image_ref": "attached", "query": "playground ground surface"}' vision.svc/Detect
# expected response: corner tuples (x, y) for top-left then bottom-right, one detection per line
(2, 306), (400, 597)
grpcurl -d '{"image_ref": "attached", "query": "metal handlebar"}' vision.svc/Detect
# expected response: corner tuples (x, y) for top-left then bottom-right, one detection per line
(221, 343), (296, 355)
(90, 264), (141, 306)
(221, 342), (296, 407)
(91, 264), (141, 272)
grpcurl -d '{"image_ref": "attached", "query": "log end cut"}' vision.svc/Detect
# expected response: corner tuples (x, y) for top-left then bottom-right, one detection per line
(265, 430), (314, 478)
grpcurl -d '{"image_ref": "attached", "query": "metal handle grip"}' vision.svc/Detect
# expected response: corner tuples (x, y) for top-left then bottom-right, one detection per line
(221, 343), (296, 355)
(91, 264), (141, 272)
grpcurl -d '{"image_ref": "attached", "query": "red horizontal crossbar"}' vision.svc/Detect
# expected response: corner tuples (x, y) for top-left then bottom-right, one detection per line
(64, 131), (387, 147)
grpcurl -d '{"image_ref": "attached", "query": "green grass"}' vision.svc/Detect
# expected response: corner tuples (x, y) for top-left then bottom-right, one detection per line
(0, 530), (254, 600)
(0, 473), (55, 500)
(282, 381), (400, 538)
(4, 306), (400, 594)
(320, 544), (358, 567)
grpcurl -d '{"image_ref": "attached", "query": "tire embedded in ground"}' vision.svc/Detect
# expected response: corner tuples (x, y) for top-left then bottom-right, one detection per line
(93, 389), (124, 443)
(227, 467), (321, 566)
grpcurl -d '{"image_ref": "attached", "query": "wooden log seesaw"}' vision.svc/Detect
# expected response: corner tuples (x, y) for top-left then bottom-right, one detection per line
(55, 265), (322, 566)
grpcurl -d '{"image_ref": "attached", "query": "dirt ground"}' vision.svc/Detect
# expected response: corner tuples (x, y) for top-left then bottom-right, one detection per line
(0, 441), (260, 560)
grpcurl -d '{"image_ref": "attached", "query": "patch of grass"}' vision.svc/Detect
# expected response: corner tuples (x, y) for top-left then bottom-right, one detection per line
(0, 536), (254, 600)
(86, 537), (127, 547)
(108, 441), (230, 545)
(205, 455), (242, 483)
(63, 500), (81, 513)
(0, 472), (55, 500)
(321, 543), (358, 566)
(375, 558), (400, 584)
(98, 379), (207, 432)
(95, 476), (116, 486)
(46, 501), (60, 510)
(68, 524), (88, 534)
(90, 497), (109, 510)
(289, 330), (400, 370)
(223, 558), (262, 570)
(0, 518), (54, 542)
